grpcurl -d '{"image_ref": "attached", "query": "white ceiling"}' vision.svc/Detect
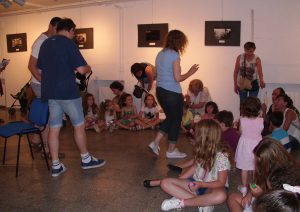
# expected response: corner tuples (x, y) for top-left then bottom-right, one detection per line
(0, 0), (140, 16)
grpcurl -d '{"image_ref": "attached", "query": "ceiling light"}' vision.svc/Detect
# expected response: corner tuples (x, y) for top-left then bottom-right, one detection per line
(0, 0), (12, 8)
(13, 0), (25, 6)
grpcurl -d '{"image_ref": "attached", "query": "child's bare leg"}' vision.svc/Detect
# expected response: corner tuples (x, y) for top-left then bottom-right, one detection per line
(116, 121), (131, 130)
(160, 178), (195, 199)
(241, 170), (248, 186)
(227, 193), (244, 212)
(184, 188), (227, 207)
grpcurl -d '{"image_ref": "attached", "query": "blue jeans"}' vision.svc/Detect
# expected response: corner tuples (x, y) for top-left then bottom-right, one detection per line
(48, 97), (84, 128)
(239, 89), (259, 104)
(156, 87), (183, 144)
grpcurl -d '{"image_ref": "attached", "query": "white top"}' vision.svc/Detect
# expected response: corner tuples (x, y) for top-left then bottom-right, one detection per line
(30, 33), (48, 84)
(193, 152), (230, 187)
(187, 87), (211, 115)
(282, 108), (300, 140)
(140, 106), (159, 119)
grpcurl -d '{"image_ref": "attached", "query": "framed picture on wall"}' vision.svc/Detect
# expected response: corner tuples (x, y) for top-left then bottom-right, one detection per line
(205, 21), (241, 46)
(74, 28), (94, 49)
(6, 33), (27, 53)
(138, 23), (168, 47)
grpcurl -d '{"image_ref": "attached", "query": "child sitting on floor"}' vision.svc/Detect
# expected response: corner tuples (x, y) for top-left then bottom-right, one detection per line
(144, 119), (232, 212)
(138, 94), (160, 129)
(83, 93), (100, 133)
(116, 93), (143, 130)
(201, 101), (219, 120)
(181, 101), (194, 136)
(99, 99), (116, 132)
(215, 110), (240, 157)
(269, 111), (292, 153)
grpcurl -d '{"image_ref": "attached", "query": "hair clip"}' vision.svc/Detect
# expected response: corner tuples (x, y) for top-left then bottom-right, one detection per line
(283, 184), (300, 194)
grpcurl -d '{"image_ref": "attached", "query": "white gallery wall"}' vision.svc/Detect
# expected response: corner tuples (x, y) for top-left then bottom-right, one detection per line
(0, 0), (300, 119)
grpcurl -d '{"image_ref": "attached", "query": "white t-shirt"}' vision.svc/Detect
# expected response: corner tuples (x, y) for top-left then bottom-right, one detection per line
(140, 106), (159, 119)
(187, 87), (211, 115)
(30, 33), (48, 84)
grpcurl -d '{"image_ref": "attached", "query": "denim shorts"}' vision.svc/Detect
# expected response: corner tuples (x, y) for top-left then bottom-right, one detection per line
(188, 177), (208, 195)
(48, 97), (84, 128)
(188, 177), (229, 195)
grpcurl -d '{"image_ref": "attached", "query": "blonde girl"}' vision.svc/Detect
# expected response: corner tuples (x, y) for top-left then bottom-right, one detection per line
(138, 94), (160, 129)
(157, 119), (231, 211)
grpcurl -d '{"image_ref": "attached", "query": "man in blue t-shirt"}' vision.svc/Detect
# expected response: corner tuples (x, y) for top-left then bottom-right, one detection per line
(37, 18), (105, 177)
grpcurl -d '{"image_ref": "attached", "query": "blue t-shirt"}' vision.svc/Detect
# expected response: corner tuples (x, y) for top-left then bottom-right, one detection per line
(272, 128), (292, 153)
(37, 35), (87, 101)
(156, 49), (181, 93)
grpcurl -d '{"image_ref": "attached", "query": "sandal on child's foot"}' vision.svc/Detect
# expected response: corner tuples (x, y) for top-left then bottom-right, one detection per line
(143, 179), (159, 188)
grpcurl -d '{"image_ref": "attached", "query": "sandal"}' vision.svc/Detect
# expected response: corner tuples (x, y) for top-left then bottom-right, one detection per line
(143, 179), (159, 188)
(167, 164), (183, 174)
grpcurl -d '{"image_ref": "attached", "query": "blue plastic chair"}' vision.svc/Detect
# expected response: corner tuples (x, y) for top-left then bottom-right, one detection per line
(0, 98), (50, 177)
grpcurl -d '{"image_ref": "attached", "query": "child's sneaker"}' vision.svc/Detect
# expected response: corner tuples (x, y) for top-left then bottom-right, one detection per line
(81, 156), (106, 169)
(198, 206), (214, 212)
(166, 148), (187, 159)
(148, 141), (160, 155)
(161, 197), (183, 211)
(52, 163), (67, 177)
(237, 185), (248, 197)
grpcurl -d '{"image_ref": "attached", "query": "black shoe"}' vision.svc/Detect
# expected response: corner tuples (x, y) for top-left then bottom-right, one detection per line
(167, 164), (183, 174)
(143, 179), (158, 188)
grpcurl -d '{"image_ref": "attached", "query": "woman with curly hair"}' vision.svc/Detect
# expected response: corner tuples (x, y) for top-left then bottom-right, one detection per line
(185, 79), (211, 115)
(148, 29), (199, 159)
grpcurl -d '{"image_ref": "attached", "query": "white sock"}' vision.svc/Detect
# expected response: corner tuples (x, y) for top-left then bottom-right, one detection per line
(52, 160), (61, 169)
(81, 152), (91, 163)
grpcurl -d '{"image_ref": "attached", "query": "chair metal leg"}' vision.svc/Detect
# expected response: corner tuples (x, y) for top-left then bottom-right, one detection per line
(3, 138), (7, 165)
(26, 134), (34, 160)
(38, 133), (49, 170)
(16, 135), (22, 177)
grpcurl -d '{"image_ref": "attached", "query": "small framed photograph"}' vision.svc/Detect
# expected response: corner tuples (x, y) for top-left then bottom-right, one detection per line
(6, 33), (27, 53)
(205, 21), (241, 46)
(138, 23), (169, 47)
(74, 28), (94, 49)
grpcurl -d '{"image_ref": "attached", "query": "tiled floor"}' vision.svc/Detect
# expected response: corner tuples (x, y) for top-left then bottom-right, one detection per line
(0, 109), (299, 212)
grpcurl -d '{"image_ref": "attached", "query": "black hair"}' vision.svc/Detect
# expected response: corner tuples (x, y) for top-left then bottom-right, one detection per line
(244, 41), (256, 50)
(242, 96), (261, 117)
(49, 17), (62, 26)
(56, 18), (76, 32)
(109, 81), (124, 91)
(131, 63), (143, 76)
(253, 190), (300, 212)
(276, 87), (286, 96)
(269, 111), (284, 128)
(215, 110), (234, 128)
(205, 101), (219, 114)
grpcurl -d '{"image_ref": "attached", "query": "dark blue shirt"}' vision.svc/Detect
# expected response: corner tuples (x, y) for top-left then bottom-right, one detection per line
(37, 35), (87, 101)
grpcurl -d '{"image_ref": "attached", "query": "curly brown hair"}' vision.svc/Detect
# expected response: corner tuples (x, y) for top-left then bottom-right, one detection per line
(188, 79), (204, 93)
(163, 30), (188, 55)
(193, 119), (231, 170)
(241, 96), (261, 117)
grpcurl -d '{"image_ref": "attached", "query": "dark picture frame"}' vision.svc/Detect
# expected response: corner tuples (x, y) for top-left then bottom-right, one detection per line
(6, 33), (27, 53)
(138, 23), (168, 47)
(74, 28), (94, 49)
(205, 21), (241, 46)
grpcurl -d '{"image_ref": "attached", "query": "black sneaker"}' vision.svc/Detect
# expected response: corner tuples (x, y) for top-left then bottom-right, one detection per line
(167, 164), (183, 174)
(81, 156), (106, 170)
(52, 163), (67, 177)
